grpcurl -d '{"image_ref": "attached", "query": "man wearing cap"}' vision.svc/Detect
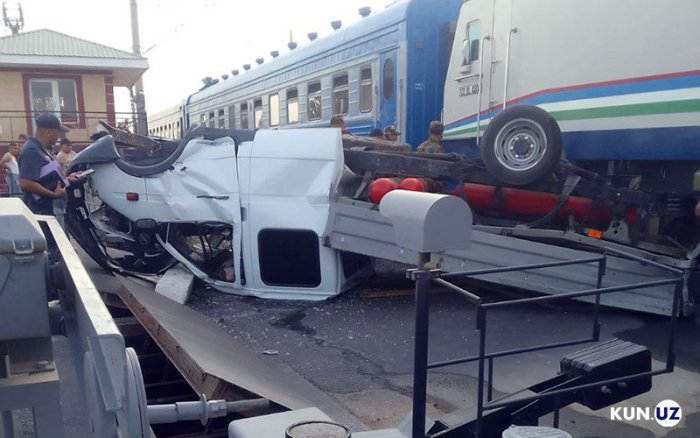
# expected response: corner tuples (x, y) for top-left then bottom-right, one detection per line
(18, 114), (78, 215)
(384, 125), (400, 142)
(416, 121), (445, 154)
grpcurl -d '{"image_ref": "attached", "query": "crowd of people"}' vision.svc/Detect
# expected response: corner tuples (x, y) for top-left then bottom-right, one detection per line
(329, 113), (442, 152)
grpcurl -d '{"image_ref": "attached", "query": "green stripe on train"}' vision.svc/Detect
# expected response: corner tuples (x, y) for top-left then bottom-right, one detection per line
(551, 99), (700, 121)
(444, 99), (700, 138)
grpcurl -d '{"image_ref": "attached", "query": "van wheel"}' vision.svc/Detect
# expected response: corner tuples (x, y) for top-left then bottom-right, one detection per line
(481, 105), (562, 185)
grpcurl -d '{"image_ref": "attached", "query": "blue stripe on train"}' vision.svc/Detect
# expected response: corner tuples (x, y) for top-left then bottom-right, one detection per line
(444, 126), (700, 161)
(526, 74), (700, 107)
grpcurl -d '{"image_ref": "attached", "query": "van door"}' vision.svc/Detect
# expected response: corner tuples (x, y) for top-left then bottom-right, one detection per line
(443, 0), (498, 148)
(237, 129), (345, 300)
(144, 137), (243, 290)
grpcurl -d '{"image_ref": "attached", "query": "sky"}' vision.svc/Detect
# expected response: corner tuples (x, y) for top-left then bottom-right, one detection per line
(8, 0), (394, 116)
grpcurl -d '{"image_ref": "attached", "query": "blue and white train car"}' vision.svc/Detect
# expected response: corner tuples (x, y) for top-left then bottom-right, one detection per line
(148, 103), (183, 139)
(180, 0), (461, 147)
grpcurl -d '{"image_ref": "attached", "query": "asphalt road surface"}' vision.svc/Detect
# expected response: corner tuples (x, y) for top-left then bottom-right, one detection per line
(187, 275), (700, 438)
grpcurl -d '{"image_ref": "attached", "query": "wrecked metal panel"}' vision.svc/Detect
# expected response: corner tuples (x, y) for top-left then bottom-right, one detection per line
(143, 137), (241, 223)
(325, 198), (677, 316)
(236, 129), (346, 300)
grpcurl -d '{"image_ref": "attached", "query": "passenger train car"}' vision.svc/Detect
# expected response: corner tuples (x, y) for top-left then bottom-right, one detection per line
(148, 103), (182, 139)
(148, 0), (462, 146)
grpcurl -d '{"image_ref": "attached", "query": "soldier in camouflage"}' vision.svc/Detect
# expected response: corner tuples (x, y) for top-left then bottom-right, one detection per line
(416, 121), (445, 154)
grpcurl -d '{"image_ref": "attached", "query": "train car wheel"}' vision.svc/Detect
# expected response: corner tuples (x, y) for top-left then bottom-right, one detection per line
(481, 105), (562, 185)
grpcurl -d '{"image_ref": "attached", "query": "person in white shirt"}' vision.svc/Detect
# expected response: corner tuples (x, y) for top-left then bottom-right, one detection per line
(56, 138), (76, 174)
(0, 142), (21, 196)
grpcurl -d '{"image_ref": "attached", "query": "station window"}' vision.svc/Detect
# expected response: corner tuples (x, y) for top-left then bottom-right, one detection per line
(269, 93), (280, 127)
(462, 20), (481, 66)
(218, 109), (225, 128)
(287, 88), (299, 124)
(383, 59), (394, 100)
(307, 82), (322, 121)
(208, 111), (215, 128)
(200, 113), (207, 127)
(240, 102), (249, 130)
(253, 98), (263, 129)
(28, 78), (81, 127)
(360, 68), (373, 113)
(333, 74), (349, 115)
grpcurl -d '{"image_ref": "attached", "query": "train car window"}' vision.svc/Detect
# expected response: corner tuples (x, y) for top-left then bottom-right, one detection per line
(240, 102), (249, 130)
(208, 111), (215, 128)
(383, 59), (394, 100)
(254, 98), (263, 129)
(308, 82), (322, 121)
(287, 89), (299, 124)
(269, 93), (280, 127)
(333, 74), (349, 115)
(218, 109), (225, 128)
(360, 68), (373, 113)
(462, 20), (481, 66)
(228, 105), (236, 129)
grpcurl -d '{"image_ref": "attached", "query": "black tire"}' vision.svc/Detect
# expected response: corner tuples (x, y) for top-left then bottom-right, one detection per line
(481, 105), (562, 186)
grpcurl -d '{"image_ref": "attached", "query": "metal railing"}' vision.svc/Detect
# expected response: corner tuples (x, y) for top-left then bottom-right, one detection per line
(408, 251), (682, 437)
(0, 109), (146, 143)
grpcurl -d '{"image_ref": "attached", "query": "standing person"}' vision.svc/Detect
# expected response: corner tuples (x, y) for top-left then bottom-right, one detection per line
(330, 114), (350, 135)
(384, 125), (400, 142)
(17, 133), (27, 144)
(54, 137), (76, 228)
(18, 114), (77, 215)
(416, 121), (445, 154)
(0, 142), (21, 196)
(56, 138), (76, 173)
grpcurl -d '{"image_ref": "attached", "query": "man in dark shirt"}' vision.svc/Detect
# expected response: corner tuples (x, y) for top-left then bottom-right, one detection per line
(19, 114), (78, 215)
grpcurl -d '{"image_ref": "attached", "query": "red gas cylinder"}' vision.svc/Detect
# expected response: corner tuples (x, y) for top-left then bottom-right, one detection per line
(368, 178), (401, 203)
(399, 178), (442, 193)
(449, 183), (496, 209)
(450, 183), (612, 226)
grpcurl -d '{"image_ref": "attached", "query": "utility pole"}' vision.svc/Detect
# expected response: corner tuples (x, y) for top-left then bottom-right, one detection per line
(130, 0), (148, 135)
(2, 2), (24, 35)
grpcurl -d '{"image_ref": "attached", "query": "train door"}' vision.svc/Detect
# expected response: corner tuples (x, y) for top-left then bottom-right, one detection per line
(443, 0), (499, 147)
(379, 51), (398, 130)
